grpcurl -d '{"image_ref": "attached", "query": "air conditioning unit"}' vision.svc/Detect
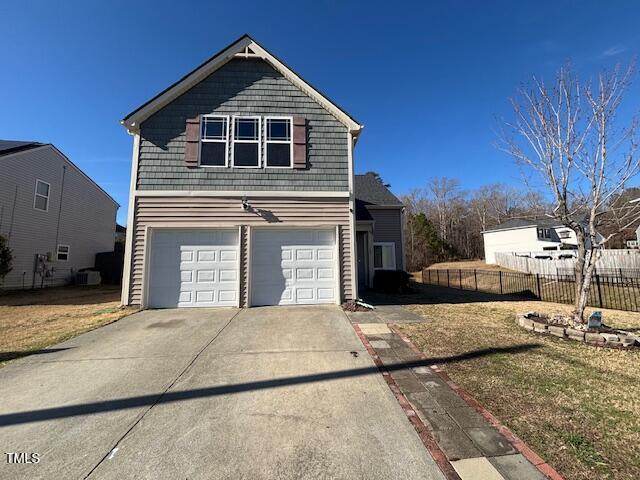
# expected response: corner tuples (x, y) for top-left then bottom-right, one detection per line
(76, 271), (102, 286)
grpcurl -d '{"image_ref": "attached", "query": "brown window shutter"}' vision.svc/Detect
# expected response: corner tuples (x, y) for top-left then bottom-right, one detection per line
(184, 116), (200, 168)
(292, 116), (307, 169)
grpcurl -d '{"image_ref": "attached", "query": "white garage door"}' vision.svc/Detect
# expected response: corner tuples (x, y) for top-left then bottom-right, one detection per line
(251, 228), (337, 306)
(147, 229), (239, 308)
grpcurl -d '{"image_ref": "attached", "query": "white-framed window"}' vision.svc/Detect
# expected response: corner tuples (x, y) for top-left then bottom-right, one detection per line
(199, 115), (229, 167)
(373, 242), (396, 270)
(232, 116), (261, 168)
(34, 179), (50, 212)
(558, 230), (571, 239)
(264, 116), (293, 168)
(56, 244), (70, 261)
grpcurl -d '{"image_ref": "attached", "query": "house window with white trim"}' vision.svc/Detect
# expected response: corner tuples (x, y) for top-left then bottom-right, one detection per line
(265, 117), (293, 168)
(56, 244), (70, 261)
(558, 230), (571, 239)
(373, 242), (396, 270)
(34, 179), (50, 211)
(200, 116), (229, 167)
(232, 116), (261, 167)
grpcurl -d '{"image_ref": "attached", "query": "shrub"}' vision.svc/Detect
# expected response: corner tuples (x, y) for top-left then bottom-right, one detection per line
(0, 235), (12, 285)
(373, 269), (411, 293)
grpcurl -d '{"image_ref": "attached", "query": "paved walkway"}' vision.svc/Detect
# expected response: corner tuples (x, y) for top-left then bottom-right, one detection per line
(0, 306), (445, 480)
(354, 320), (549, 480)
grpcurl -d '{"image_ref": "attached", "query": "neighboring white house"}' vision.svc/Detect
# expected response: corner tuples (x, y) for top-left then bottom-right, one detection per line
(0, 140), (119, 289)
(482, 219), (583, 264)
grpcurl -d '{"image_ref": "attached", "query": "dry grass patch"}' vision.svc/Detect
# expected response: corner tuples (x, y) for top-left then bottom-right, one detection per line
(396, 285), (640, 480)
(425, 260), (512, 271)
(0, 285), (137, 365)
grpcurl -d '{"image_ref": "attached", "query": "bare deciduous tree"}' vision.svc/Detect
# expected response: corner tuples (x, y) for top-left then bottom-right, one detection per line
(501, 63), (640, 324)
(427, 177), (460, 242)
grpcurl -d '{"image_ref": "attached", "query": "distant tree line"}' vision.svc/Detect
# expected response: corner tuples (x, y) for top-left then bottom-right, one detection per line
(398, 177), (639, 272)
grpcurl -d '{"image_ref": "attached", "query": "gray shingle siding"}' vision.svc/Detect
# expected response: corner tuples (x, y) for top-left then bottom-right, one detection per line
(369, 209), (404, 270)
(137, 58), (349, 191)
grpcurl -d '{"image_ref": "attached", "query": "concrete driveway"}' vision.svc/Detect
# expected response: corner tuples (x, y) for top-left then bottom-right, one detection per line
(0, 306), (445, 480)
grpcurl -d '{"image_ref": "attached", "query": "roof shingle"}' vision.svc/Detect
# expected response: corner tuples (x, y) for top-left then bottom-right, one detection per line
(483, 217), (564, 232)
(0, 140), (42, 157)
(354, 173), (403, 207)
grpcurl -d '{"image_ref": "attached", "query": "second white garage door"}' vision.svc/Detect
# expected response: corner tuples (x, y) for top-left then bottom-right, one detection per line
(251, 228), (338, 306)
(147, 229), (239, 308)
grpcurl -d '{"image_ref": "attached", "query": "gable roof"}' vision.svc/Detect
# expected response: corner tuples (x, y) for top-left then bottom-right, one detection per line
(122, 34), (363, 136)
(354, 173), (403, 207)
(0, 140), (42, 157)
(483, 218), (564, 233)
(0, 141), (119, 208)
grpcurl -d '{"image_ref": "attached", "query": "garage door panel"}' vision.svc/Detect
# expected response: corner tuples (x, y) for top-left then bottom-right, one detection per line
(219, 250), (238, 262)
(148, 229), (239, 308)
(317, 268), (334, 279)
(318, 288), (335, 300)
(219, 269), (237, 282)
(251, 228), (337, 306)
(295, 268), (314, 280)
(317, 249), (334, 260)
(295, 249), (314, 261)
(196, 270), (215, 282)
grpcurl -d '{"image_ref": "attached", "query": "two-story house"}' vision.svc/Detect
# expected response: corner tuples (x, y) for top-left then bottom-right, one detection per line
(120, 35), (371, 308)
(0, 140), (118, 289)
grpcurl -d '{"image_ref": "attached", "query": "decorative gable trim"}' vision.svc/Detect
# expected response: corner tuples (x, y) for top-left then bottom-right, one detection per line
(121, 34), (363, 136)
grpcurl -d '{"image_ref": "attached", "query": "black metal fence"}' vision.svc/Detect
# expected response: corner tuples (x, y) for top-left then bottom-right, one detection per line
(422, 268), (640, 312)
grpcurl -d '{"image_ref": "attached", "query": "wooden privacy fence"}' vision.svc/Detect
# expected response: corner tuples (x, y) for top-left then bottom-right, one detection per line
(494, 250), (640, 276)
(422, 268), (640, 312)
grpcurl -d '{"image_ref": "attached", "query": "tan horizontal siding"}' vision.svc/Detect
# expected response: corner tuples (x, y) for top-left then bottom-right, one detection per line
(128, 196), (353, 306)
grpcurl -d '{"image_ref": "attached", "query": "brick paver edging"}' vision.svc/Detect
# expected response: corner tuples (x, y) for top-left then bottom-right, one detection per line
(387, 324), (565, 480)
(351, 323), (462, 480)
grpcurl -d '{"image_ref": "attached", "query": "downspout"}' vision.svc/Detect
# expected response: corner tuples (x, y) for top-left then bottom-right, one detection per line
(347, 131), (358, 301)
(52, 164), (67, 287)
(54, 165), (67, 252)
(400, 206), (406, 270)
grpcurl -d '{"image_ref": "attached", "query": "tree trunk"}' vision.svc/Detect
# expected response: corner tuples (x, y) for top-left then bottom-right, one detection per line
(573, 249), (599, 325)
(571, 226), (587, 325)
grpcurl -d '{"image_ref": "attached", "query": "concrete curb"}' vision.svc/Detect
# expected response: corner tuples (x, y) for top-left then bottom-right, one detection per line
(387, 324), (565, 480)
(352, 323), (462, 480)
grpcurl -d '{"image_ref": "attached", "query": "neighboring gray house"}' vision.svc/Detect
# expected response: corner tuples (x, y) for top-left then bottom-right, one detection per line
(355, 173), (405, 289)
(0, 141), (119, 289)
(120, 35), (402, 309)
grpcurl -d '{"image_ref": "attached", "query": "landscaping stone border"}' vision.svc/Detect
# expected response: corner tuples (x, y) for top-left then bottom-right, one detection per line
(516, 314), (639, 348)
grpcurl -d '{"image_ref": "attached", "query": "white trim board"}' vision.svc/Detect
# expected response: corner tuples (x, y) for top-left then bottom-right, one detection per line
(121, 133), (140, 306)
(134, 190), (350, 198)
(121, 35), (363, 136)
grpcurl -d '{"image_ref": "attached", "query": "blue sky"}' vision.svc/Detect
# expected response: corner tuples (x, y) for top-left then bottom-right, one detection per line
(1, 0), (639, 225)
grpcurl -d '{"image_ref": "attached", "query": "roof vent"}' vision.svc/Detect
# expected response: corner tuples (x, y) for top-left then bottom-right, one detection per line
(234, 45), (260, 58)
